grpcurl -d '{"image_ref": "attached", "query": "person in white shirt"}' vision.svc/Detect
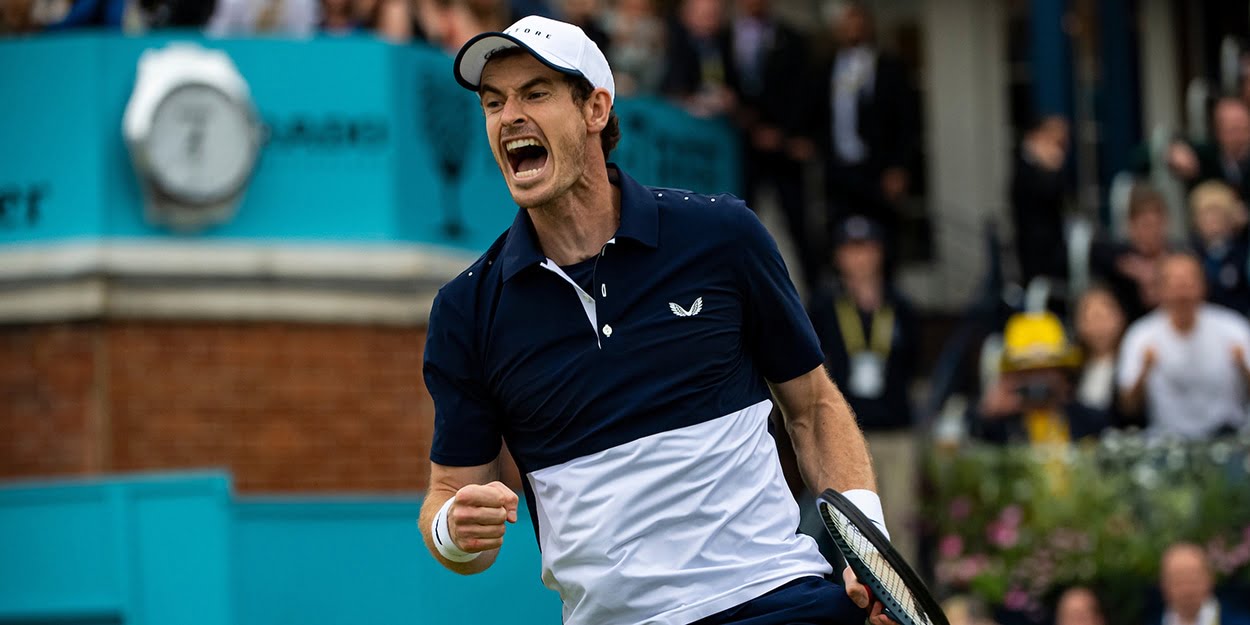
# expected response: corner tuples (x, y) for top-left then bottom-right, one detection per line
(1154, 542), (1250, 625)
(1118, 253), (1250, 439)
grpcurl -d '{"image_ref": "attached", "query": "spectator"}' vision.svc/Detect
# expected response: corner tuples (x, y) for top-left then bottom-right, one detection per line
(557, 0), (610, 57)
(1090, 184), (1173, 321)
(1011, 115), (1071, 286)
(414, 0), (511, 51)
(135, 0), (216, 27)
(660, 0), (735, 119)
(1, 0), (38, 33)
(807, 216), (920, 563)
(457, 0), (510, 39)
(1153, 542), (1250, 625)
(369, 0), (413, 41)
(41, 0), (127, 29)
(727, 0), (820, 287)
(601, 0), (665, 97)
(320, 0), (359, 33)
(1167, 97), (1250, 200)
(972, 311), (1108, 445)
(808, 0), (918, 268)
(1188, 180), (1250, 313)
(1072, 285), (1133, 427)
(207, 0), (319, 37)
(1054, 587), (1105, 625)
(1118, 253), (1250, 439)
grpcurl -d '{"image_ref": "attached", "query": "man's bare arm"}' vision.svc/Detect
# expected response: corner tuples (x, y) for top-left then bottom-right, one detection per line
(419, 459), (517, 575)
(770, 365), (895, 625)
(769, 365), (876, 494)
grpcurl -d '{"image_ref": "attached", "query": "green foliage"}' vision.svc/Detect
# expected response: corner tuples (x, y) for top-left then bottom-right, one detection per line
(926, 431), (1250, 625)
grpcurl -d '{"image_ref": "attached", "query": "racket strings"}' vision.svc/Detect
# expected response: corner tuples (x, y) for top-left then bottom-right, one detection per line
(827, 504), (932, 625)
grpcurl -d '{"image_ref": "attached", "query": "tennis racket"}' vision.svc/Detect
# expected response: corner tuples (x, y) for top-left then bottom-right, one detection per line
(817, 489), (949, 625)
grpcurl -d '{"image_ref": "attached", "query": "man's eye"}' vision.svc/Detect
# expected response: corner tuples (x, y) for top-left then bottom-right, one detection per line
(527, 91), (548, 100)
(483, 99), (502, 110)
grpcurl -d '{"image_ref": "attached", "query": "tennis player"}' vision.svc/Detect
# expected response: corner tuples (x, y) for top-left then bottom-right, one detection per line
(419, 15), (897, 625)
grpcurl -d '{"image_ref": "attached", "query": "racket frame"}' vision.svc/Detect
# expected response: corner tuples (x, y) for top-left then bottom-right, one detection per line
(817, 488), (950, 625)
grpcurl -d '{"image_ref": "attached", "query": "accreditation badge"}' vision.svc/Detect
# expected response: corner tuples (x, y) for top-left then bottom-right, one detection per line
(848, 352), (885, 398)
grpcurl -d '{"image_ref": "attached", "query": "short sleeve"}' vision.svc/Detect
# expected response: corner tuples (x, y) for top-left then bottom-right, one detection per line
(736, 208), (825, 383)
(423, 290), (503, 466)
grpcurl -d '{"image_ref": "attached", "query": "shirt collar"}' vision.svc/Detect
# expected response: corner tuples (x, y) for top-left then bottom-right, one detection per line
(498, 165), (658, 282)
(1164, 599), (1220, 625)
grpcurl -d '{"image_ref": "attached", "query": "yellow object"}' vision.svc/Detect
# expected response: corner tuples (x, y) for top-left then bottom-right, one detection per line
(999, 312), (1082, 373)
(1024, 409), (1072, 444)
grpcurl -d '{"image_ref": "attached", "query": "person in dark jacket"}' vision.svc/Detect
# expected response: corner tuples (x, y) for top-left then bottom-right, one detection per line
(728, 0), (821, 287)
(1166, 97), (1250, 201)
(804, 1), (918, 267)
(807, 216), (920, 564)
(1089, 183), (1175, 322)
(1187, 180), (1250, 314)
(1011, 115), (1071, 286)
(971, 311), (1109, 445)
(660, 0), (735, 119)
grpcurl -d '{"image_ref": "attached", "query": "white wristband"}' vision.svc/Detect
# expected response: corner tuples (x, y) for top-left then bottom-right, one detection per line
(842, 489), (891, 541)
(432, 496), (480, 563)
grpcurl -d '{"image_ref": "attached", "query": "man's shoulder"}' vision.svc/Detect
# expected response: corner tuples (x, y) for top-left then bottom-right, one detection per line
(431, 229), (510, 316)
(1201, 303), (1250, 332)
(646, 185), (759, 239)
(1123, 310), (1167, 340)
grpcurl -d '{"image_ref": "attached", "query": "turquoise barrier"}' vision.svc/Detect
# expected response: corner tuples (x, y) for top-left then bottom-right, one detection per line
(0, 34), (740, 252)
(0, 472), (558, 625)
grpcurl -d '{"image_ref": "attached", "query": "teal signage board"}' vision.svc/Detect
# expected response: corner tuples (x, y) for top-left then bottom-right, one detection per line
(0, 472), (559, 625)
(0, 34), (740, 253)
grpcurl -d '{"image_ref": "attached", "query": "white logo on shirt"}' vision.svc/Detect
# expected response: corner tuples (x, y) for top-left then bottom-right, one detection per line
(669, 297), (703, 317)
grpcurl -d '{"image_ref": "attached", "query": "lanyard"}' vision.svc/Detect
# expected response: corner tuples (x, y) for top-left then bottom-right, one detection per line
(834, 297), (894, 358)
(1024, 409), (1071, 445)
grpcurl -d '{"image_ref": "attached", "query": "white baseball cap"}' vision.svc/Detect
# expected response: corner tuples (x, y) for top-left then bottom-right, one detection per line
(453, 15), (615, 103)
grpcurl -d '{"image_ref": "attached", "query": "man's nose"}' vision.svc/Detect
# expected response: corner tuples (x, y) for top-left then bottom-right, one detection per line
(501, 97), (526, 125)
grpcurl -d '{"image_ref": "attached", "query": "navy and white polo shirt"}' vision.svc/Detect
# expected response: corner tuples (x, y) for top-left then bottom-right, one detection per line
(423, 166), (832, 625)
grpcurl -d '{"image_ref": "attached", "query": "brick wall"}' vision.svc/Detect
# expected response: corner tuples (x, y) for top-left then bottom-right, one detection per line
(0, 321), (465, 492)
(0, 323), (101, 478)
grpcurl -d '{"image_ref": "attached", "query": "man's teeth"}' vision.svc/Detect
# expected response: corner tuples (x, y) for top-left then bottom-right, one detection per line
(506, 138), (541, 152)
(515, 168), (543, 179)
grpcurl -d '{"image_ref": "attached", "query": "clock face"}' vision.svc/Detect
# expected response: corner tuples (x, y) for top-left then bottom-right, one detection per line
(146, 82), (258, 205)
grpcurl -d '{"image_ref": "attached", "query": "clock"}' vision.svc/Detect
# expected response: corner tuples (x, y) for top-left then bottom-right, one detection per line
(143, 82), (259, 206)
(124, 44), (261, 230)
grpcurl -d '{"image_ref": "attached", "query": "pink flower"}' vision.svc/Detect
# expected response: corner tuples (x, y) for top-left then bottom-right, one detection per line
(988, 521), (1020, 548)
(940, 534), (964, 559)
(1005, 589), (1030, 611)
(999, 505), (1023, 528)
(956, 555), (988, 583)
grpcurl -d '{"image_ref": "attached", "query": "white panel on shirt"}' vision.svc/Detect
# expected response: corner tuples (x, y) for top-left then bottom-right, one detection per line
(526, 398), (832, 625)
(1117, 305), (1250, 438)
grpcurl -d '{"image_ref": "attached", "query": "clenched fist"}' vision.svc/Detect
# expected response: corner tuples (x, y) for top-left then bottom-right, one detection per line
(448, 481), (519, 553)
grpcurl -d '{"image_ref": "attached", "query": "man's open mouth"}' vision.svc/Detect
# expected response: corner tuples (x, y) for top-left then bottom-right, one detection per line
(505, 138), (549, 180)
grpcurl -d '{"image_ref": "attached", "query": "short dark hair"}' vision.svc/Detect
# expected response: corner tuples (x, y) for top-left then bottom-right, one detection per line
(1127, 183), (1167, 221)
(479, 47), (620, 158)
(564, 74), (621, 158)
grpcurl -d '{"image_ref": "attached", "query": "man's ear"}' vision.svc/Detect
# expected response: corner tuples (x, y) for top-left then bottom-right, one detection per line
(584, 88), (612, 133)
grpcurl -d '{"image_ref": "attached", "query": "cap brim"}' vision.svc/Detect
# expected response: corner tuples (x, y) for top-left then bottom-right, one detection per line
(453, 31), (586, 92)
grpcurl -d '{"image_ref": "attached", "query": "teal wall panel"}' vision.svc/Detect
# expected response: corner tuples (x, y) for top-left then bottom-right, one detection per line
(0, 34), (739, 255)
(234, 499), (558, 625)
(0, 473), (557, 625)
(0, 485), (122, 621)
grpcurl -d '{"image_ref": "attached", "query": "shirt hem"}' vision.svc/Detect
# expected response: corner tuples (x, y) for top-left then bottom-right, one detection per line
(652, 570), (830, 625)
